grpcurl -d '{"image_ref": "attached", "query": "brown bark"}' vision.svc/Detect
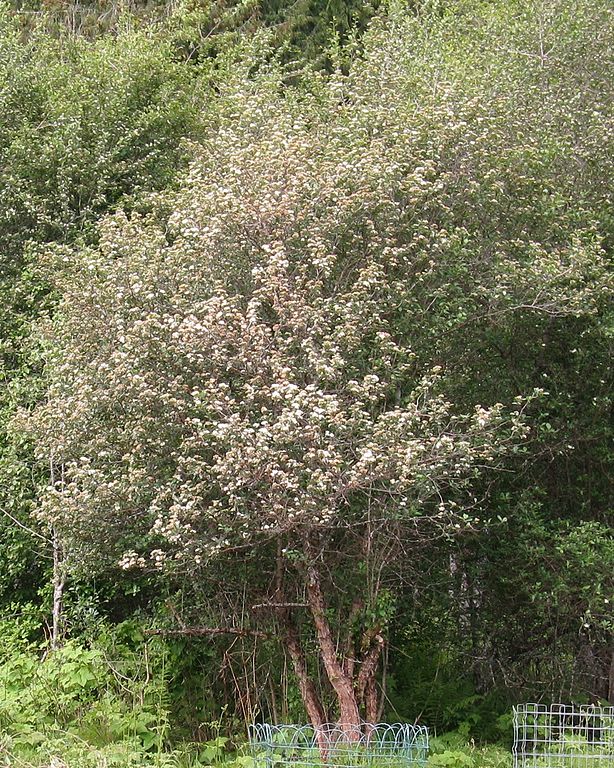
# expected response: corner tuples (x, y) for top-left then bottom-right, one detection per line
(50, 461), (65, 651)
(364, 676), (379, 724)
(343, 599), (363, 680)
(284, 619), (326, 730)
(306, 565), (361, 734)
(356, 632), (384, 703)
(271, 541), (327, 734)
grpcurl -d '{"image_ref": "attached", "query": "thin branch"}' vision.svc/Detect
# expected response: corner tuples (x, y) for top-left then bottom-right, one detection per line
(0, 507), (52, 545)
(144, 626), (271, 639)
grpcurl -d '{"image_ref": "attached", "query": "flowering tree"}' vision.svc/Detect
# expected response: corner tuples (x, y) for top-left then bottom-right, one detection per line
(30, 0), (611, 728)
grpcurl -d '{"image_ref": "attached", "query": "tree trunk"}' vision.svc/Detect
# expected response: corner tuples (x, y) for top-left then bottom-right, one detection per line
(356, 631), (384, 716)
(284, 618), (326, 730)
(51, 525), (65, 650)
(274, 546), (386, 734)
(49, 455), (65, 652)
(305, 565), (361, 734)
(364, 676), (378, 724)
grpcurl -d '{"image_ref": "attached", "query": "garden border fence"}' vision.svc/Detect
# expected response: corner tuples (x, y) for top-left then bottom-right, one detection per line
(249, 722), (429, 768)
(513, 703), (614, 768)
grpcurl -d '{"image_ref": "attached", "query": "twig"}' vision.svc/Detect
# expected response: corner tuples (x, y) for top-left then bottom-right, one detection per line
(144, 626), (271, 639)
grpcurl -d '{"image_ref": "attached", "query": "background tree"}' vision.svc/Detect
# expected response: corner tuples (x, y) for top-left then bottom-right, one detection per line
(0, 5), (208, 636)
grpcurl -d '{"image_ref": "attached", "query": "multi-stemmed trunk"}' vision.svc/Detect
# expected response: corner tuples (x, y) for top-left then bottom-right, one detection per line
(279, 562), (385, 738)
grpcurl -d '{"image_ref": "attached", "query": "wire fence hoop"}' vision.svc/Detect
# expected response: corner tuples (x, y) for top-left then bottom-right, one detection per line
(249, 722), (429, 767)
(512, 703), (614, 768)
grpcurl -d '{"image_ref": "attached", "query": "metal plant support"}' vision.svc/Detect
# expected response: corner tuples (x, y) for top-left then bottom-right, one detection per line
(249, 722), (429, 768)
(513, 704), (614, 768)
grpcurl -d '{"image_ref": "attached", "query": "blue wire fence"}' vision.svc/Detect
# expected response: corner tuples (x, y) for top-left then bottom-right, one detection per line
(249, 722), (429, 768)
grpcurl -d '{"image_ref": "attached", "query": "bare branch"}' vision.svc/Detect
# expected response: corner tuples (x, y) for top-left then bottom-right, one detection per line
(144, 627), (271, 639)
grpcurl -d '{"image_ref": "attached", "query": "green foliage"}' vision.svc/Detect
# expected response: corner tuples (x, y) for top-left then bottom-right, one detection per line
(429, 752), (474, 768)
(428, 745), (511, 768)
(258, 0), (381, 67)
(14, 0), (611, 732)
(387, 639), (512, 741)
(0, 3), (208, 638)
(0, 603), (42, 659)
(0, 8), (202, 262)
(0, 630), (171, 756)
(149, 0), (381, 68)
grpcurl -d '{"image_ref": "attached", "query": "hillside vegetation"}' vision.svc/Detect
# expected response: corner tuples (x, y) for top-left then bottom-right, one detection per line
(0, 0), (611, 766)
